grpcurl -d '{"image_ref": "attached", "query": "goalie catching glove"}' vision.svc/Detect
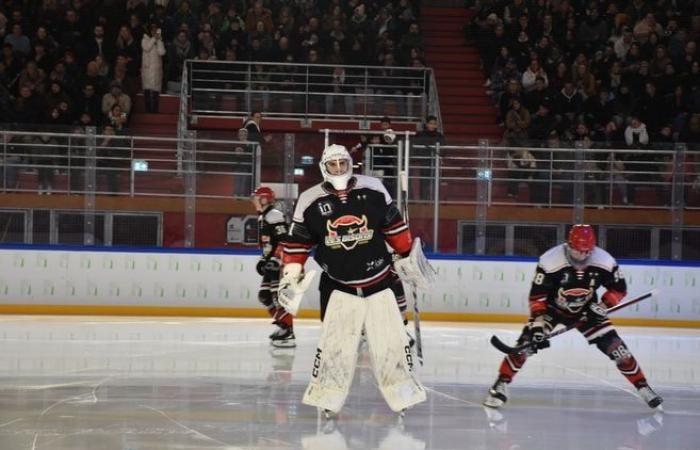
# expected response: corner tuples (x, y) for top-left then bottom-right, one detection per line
(277, 263), (317, 316)
(393, 238), (436, 289)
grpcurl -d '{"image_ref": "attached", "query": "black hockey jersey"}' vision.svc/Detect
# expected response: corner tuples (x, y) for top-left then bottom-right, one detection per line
(258, 206), (287, 260)
(529, 244), (627, 317)
(282, 175), (412, 288)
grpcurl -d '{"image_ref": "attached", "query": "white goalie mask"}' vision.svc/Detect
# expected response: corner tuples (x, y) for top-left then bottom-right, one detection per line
(320, 144), (353, 190)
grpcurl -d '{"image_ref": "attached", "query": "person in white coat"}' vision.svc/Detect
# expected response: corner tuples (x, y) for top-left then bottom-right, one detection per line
(141, 22), (166, 113)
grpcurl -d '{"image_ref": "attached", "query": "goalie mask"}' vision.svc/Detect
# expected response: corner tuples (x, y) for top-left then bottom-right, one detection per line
(320, 144), (353, 190)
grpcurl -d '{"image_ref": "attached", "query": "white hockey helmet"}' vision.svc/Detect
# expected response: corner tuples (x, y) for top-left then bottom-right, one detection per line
(319, 144), (353, 190)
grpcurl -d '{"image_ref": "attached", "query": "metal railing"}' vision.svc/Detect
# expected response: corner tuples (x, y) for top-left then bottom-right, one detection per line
(0, 128), (261, 199)
(186, 60), (433, 124)
(3, 127), (699, 257)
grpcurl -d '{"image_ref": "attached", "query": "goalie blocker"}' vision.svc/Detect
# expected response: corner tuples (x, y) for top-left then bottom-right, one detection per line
(279, 144), (429, 415)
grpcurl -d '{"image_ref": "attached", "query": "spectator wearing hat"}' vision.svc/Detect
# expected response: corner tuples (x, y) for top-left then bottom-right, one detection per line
(141, 22), (166, 113)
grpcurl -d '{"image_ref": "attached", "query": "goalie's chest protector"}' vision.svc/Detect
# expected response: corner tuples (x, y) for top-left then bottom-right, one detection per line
(303, 187), (392, 285)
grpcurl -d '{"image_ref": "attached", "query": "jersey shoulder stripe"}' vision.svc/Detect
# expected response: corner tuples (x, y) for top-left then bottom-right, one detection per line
(538, 244), (569, 273)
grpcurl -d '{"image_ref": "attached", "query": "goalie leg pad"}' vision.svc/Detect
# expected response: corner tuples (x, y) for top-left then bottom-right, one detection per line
(302, 290), (366, 413)
(364, 288), (427, 412)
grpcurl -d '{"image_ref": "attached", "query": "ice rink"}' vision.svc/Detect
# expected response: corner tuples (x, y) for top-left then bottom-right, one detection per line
(0, 316), (698, 450)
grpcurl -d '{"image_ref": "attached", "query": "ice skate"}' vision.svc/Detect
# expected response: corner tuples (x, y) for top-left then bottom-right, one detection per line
(637, 385), (663, 408)
(269, 323), (285, 339)
(483, 378), (508, 408)
(270, 327), (296, 348)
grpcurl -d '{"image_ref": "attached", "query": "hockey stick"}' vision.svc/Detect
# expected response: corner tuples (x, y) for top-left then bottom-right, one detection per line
(400, 132), (424, 365)
(490, 288), (660, 355)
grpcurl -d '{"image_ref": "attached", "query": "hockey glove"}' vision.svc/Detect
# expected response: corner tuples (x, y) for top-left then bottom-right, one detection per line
(256, 258), (266, 276)
(277, 263), (317, 316)
(393, 238), (436, 289)
(585, 301), (608, 323)
(256, 258), (281, 276)
(527, 316), (551, 353)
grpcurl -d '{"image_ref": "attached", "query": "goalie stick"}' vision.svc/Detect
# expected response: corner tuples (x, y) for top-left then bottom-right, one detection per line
(400, 132), (423, 365)
(490, 288), (659, 355)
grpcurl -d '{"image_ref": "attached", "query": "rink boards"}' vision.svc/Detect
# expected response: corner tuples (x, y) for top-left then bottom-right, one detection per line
(0, 245), (698, 327)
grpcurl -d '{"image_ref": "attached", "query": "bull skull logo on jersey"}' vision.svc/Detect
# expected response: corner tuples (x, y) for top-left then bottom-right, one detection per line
(555, 287), (593, 313)
(325, 215), (374, 250)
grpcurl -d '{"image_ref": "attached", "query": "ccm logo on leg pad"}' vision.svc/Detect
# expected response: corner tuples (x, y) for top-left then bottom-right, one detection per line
(312, 348), (322, 378)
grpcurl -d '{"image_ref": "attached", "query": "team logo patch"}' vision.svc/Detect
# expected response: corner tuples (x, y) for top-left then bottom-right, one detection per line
(318, 202), (333, 217)
(325, 215), (374, 250)
(556, 287), (592, 313)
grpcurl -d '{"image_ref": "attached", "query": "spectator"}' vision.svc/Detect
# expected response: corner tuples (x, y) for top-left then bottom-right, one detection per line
(584, 87), (616, 130)
(4, 23), (30, 55)
(506, 147), (537, 200)
(529, 103), (556, 142)
(97, 125), (125, 194)
(578, 7), (608, 53)
(521, 59), (548, 92)
(243, 111), (264, 144)
(141, 23), (166, 113)
(554, 81), (584, 128)
(573, 63), (597, 99)
(107, 103), (128, 131)
(624, 117), (649, 148)
(523, 76), (551, 113)
(83, 24), (114, 65)
(166, 30), (194, 87)
(34, 134), (59, 195)
(75, 83), (103, 126)
(2, 43), (22, 80)
(504, 98), (531, 144)
(83, 61), (108, 95)
(102, 82), (132, 122)
(19, 61), (47, 95)
(414, 115), (444, 200)
(232, 127), (252, 196)
(58, 9), (85, 52)
(246, 0), (273, 34)
(115, 25), (140, 77)
(13, 85), (42, 124)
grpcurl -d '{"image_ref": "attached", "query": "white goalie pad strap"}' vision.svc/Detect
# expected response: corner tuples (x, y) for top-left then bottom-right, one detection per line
(364, 288), (426, 412)
(303, 290), (367, 413)
(277, 263), (317, 316)
(393, 238), (436, 289)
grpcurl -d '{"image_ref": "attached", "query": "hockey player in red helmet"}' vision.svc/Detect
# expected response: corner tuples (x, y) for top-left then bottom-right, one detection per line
(251, 186), (294, 347)
(483, 224), (662, 409)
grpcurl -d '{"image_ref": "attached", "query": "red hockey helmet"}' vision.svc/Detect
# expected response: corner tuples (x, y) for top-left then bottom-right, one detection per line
(568, 224), (596, 252)
(252, 186), (275, 202)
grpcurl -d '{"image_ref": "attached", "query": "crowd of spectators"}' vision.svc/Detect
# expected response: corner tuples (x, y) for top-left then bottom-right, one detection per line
(0, 0), (425, 131)
(470, 0), (700, 204)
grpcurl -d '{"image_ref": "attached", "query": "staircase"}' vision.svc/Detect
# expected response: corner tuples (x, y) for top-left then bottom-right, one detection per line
(421, 6), (502, 143)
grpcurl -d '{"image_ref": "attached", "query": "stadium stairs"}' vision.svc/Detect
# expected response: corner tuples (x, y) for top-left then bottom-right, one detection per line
(420, 6), (501, 143)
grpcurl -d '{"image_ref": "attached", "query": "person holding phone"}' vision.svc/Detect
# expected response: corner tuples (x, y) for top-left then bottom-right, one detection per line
(141, 22), (166, 113)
